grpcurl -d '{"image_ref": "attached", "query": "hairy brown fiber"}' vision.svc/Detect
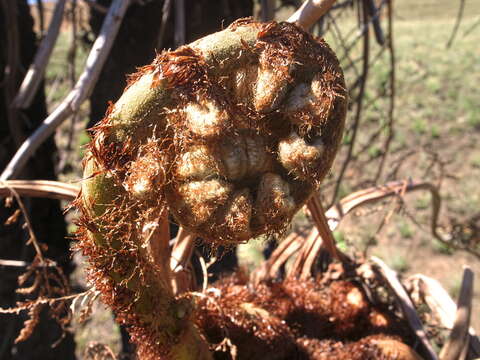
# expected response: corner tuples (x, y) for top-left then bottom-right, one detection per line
(195, 272), (422, 360)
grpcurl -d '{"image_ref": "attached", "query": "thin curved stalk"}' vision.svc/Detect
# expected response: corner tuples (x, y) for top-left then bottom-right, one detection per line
(330, 0), (370, 206)
(13, 0), (66, 109)
(439, 266), (474, 360)
(0, 180), (79, 201)
(371, 256), (439, 360)
(407, 274), (480, 358)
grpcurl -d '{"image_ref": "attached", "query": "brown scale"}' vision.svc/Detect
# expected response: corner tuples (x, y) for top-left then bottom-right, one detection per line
(194, 272), (422, 360)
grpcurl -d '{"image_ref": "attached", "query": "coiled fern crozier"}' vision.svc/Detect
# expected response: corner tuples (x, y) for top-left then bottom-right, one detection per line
(76, 19), (346, 359)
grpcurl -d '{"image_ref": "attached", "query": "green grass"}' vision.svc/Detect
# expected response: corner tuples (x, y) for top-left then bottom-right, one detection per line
(397, 221), (414, 239)
(415, 194), (431, 210)
(389, 255), (410, 273)
(432, 239), (454, 255)
(471, 155), (480, 168)
(333, 230), (348, 252)
(46, 32), (89, 107)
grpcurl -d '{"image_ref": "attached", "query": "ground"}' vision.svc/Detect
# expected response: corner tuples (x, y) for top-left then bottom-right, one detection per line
(32, 0), (480, 356)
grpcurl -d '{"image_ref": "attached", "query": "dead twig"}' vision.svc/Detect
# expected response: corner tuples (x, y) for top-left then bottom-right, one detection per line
(174, 0), (186, 47)
(364, 0), (384, 45)
(327, 180), (480, 258)
(36, 0), (45, 36)
(251, 229), (306, 285)
(156, 0), (172, 50)
(439, 266), (474, 360)
(307, 194), (348, 262)
(446, 0), (466, 48)
(59, 0), (79, 172)
(1, 0), (132, 181)
(0, 180), (79, 201)
(287, 227), (320, 278)
(255, 179), (471, 283)
(13, 0), (66, 109)
(407, 274), (480, 358)
(2, 183), (46, 263)
(373, 0), (395, 181)
(462, 16), (480, 38)
(330, 0), (370, 206)
(0, 259), (59, 268)
(288, 0), (337, 30)
(371, 256), (439, 360)
(260, 0), (276, 21)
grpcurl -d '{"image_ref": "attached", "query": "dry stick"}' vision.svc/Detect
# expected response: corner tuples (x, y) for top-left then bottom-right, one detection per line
(300, 229), (329, 279)
(267, 231), (304, 278)
(446, 0), (466, 48)
(81, 0), (108, 14)
(286, 227), (319, 278)
(364, 0), (385, 45)
(155, 0), (173, 50)
(308, 194), (348, 261)
(374, 0), (395, 181)
(174, 0), (186, 47)
(330, 0), (370, 207)
(258, 180), (448, 282)
(288, 0), (337, 30)
(251, 229), (305, 285)
(330, 180), (479, 258)
(462, 16), (480, 38)
(329, 181), (426, 230)
(0, 180), (79, 201)
(407, 274), (480, 358)
(0, 259), (29, 267)
(338, 0), (387, 63)
(439, 267), (474, 360)
(371, 256), (439, 360)
(59, 0), (79, 172)
(13, 0), (66, 109)
(328, 12), (361, 79)
(0, 259), (60, 268)
(36, 0), (45, 36)
(260, 0), (276, 22)
(1, 0), (131, 181)
(0, 288), (97, 315)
